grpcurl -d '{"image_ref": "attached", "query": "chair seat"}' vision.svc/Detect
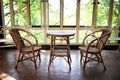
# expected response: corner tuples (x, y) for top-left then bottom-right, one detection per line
(22, 46), (41, 53)
(79, 46), (100, 54)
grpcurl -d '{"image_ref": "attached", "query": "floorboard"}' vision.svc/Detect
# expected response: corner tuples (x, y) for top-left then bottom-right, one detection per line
(0, 48), (120, 80)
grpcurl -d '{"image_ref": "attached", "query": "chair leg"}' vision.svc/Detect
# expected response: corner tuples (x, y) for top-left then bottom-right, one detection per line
(83, 53), (88, 70)
(34, 62), (37, 69)
(15, 53), (23, 69)
(67, 55), (71, 70)
(48, 54), (54, 70)
(95, 54), (100, 63)
(32, 53), (37, 69)
(33, 60), (37, 69)
(37, 50), (41, 61)
(99, 53), (106, 70)
(80, 50), (83, 63)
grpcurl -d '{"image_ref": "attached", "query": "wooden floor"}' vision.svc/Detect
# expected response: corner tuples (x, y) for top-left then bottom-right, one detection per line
(0, 48), (120, 80)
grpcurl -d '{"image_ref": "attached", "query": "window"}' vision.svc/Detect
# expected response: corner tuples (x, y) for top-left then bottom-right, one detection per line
(112, 0), (119, 27)
(1, 0), (120, 44)
(110, 0), (119, 43)
(13, 0), (27, 26)
(3, 0), (11, 26)
(97, 0), (110, 27)
(63, 0), (76, 26)
(30, 0), (41, 26)
(80, 0), (92, 26)
(49, 0), (60, 25)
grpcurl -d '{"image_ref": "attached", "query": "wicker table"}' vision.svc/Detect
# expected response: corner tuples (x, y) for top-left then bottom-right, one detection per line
(46, 30), (75, 70)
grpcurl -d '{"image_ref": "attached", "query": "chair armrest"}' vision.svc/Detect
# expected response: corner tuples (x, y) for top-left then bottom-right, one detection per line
(23, 31), (39, 46)
(86, 37), (104, 52)
(82, 31), (100, 46)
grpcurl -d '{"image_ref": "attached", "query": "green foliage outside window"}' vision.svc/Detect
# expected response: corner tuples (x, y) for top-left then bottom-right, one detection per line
(3, 0), (119, 27)
(2, 0), (119, 44)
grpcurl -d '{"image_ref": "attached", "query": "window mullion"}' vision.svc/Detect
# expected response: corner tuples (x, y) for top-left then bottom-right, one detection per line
(108, 0), (114, 29)
(60, 0), (63, 30)
(9, 0), (14, 27)
(26, 0), (31, 28)
(41, 0), (49, 43)
(118, 0), (120, 38)
(92, 0), (98, 29)
(76, 0), (80, 43)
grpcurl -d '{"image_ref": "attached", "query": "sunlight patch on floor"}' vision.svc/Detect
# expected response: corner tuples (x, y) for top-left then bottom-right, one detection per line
(0, 71), (16, 80)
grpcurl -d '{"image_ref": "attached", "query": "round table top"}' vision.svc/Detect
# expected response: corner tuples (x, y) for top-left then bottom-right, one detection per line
(46, 30), (75, 37)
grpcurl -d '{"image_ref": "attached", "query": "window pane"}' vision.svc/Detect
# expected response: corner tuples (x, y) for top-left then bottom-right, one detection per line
(112, 0), (119, 27)
(111, 0), (119, 41)
(80, 0), (92, 26)
(30, 29), (44, 43)
(97, 0), (110, 26)
(63, 0), (76, 26)
(13, 0), (27, 26)
(3, 0), (11, 26)
(79, 30), (92, 43)
(30, 0), (41, 25)
(49, 0), (60, 25)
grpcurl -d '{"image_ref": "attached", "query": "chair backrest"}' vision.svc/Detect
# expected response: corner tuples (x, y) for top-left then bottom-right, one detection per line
(96, 29), (111, 51)
(9, 28), (26, 52)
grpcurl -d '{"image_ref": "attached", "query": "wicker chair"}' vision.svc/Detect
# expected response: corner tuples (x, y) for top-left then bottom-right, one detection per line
(9, 28), (41, 69)
(79, 29), (111, 70)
